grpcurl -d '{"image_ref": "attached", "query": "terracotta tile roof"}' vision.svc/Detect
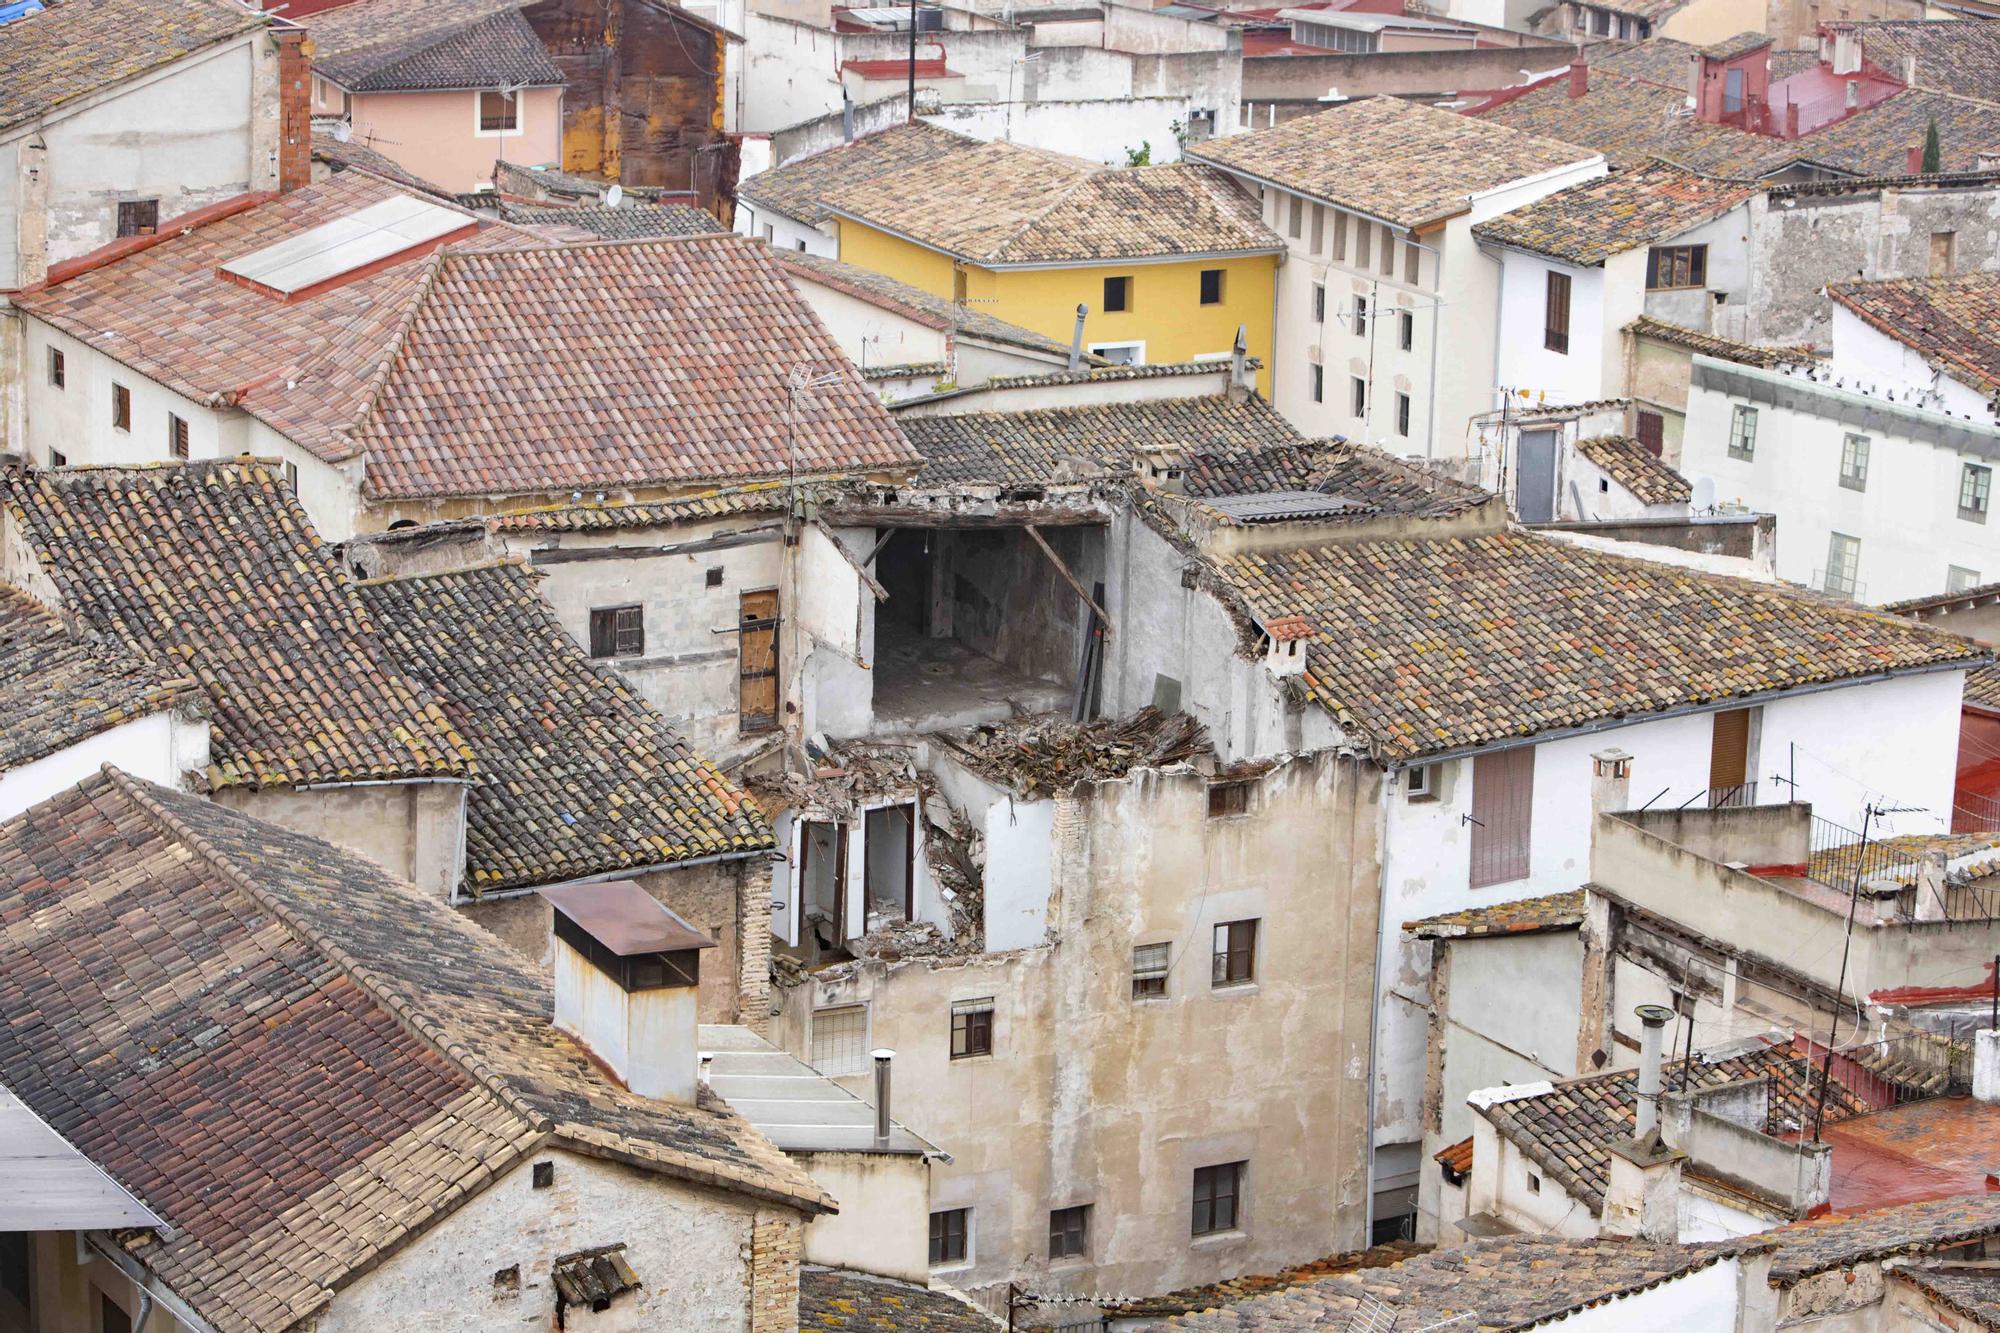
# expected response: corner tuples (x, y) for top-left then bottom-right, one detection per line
(1435, 1136), (1475, 1175)
(356, 235), (920, 499)
(1882, 580), (2000, 616)
(312, 130), (453, 197)
(1894, 1264), (2000, 1327)
(0, 587), (198, 773)
(357, 562), (773, 893)
(1180, 440), (1491, 524)
(776, 250), (1073, 357)
(0, 0), (266, 133)
(1103, 1243), (1425, 1318)
(736, 121), (983, 227)
(1701, 30), (1773, 61)
(1574, 434), (1692, 505)
(1764, 1193), (2000, 1285)
(489, 482), (793, 531)
(800, 1269), (1002, 1328)
(1626, 315), (1820, 368)
(0, 767), (830, 1332)
(1403, 890), (1587, 939)
(825, 145), (1280, 265)
(1479, 1041), (1871, 1212)
(1829, 270), (2000, 395)
(307, 0), (563, 92)
(1212, 529), (1986, 761)
(1840, 19), (2000, 99)
(1165, 1236), (1745, 1330)
(500, 202), (725, 239)
(2, 460), (470, 790)
(1474, 161), (1756, 265)
(1189, 96), (1596, 230)
(1967, 664), (2000, 711)
(1788, 86), (2000, 178)
(491, 158), (685, 205)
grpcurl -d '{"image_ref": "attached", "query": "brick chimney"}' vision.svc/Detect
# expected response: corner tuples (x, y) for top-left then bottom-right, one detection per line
(1568, 57), (1588, 99)
(1590, 747), (1632, 821)
(275, 27), (312, 193)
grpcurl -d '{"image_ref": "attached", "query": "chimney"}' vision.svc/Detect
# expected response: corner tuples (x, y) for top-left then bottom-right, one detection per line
(1830, 28), (1861, 76)
(1602, 1004), (1685, 1241)
(1568, 57), (1588, 100)
(275, 27), (312, 193)
(543, 881), (717, 1104)
(1977, 1028), (2000, 1103)
(1844, 78), (1860, 111)
(1591, 747), (1632, 821)
(872, 1049), (895, 1146)
(1634, 1003), (1672, 1138)
(1908, 145), (1926, 175)
(1914, 850), (1949, 921)
(1261, 615), (1312, 678)
(1229, 323), (1252, 398)
(1067, 303), (1088, 372)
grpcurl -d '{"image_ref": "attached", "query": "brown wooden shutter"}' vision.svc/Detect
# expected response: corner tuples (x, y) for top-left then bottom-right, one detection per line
(1709, 708), (1751, 792)
(1544, 272), (1571, 353)
(588, 607), (616, 658)
(1637, 411), (1664, 457)
(738, 589), (780, 732)
(1470, 747), (1535, 888)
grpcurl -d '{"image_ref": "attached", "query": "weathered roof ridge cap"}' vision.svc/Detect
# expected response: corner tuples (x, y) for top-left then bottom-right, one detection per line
(351, 555), (532, 588)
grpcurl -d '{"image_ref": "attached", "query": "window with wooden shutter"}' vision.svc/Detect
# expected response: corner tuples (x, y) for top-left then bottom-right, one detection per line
(588, 604), (644, 658)
(1469, 747), (1534, 888)
(1544, 271), (1571, 354)
(1637, 410), (1664, 457)
(1708, 707), (1754, 805)
(738, 588), (780, 732)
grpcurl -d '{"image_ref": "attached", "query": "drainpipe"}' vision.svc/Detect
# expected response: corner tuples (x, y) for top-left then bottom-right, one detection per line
(872, 1048), (895, 1145)
(1363, 762), (1391, 1243)
(82, 1233), (215, 1333)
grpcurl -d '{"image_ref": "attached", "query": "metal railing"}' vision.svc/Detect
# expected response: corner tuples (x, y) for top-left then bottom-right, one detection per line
(1806, 815), (1912, 892)
(1836, 1031), (1972, 1106)
(1955, 788), (2000, 834)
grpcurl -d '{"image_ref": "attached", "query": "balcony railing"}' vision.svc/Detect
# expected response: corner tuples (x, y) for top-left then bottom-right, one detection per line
(1806, 815), (1912, 892)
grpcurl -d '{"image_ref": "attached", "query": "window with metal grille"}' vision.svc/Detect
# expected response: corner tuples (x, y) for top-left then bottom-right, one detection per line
(1961, 464), (1991, 523)
(930, 1208), (969, 1266)
(1727, 404), (1757, 460)
(1645, 244), (1707, 290)
(116, 199), (158, 238)
(1192, 1161), (1244, 1236)
(1311, 282), (1325, 323)
(1103, 275), (1132, 313)
(588, 604), (644, 658)
(1396, 392), (1411, 437)
(168, 413), (189, 460)
(1211, 919), (1256, 987)
(1132, 942), (1169, 999)
(1839, 434), (1869, 491)
(478, 89), (518, 132)
(1207, 780), (1250, 818)
(1469, 746), (1534, 888)
(1199, 269), (1224, 306)
(1543, 270), (1570, 354)
(949, 997), (993, 1059)
(48, 348), (63, 388)
(810, 1005), (868, 1077)
(1399, 310), (1413, 351)
(111, 382), (131, 431)
(1823, 532), (1861, 597)
(1049, 1206), (1089, 1260)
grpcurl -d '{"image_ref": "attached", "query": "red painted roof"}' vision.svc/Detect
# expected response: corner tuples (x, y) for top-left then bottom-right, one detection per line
(842, 57), (953, 79)
(1820, 1098), (2000, 1212)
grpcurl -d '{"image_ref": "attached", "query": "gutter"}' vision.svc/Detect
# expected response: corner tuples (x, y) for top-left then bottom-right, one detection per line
(1364, 758), (1390, 1243)
(818, 206), (1282, 270)
(83, 1232), (218, 1333)
(456, 846), (776, 906)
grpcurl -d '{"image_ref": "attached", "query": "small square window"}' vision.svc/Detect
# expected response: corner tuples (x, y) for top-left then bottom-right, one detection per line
(1132, 942), (1170, 999)
(930, 1208), (969, 1266)
(1192, 1161), (1245, 1236)
(1405, 764), (1436, 801)
(1399, 310), (1414, 351)
(1103, 275), (1132, 313)
(1727, 404), (1757, 460)
(1839, 433), (1869, 490)
(1211, 919), (1257, 988)
(49, 449), (67, 467)
(589, 604), (644, 658)
(1207, 781), (1250, 818)
(479, 89), (519, 132)
(1049, 1205), (1089, 1260)
(1527, 1172), (1541, 1194)
(111, 382), (131, 431)
(706, 566), (725, 587)
(48, 347), (64, 388)
(949, 997), (994, 1059)
(168, 413), (189, 460)
(1961, 463), (1991, 523)
(116, 199), (159, 239)
(1199, 269), (1224, 305)
(532, 1160), (555, 1189)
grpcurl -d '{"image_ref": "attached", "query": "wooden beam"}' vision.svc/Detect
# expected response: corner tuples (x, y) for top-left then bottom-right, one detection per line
(528, 524), (783, 564)
(811, 519), (891, 602)
(1025, 524), (1112, 636)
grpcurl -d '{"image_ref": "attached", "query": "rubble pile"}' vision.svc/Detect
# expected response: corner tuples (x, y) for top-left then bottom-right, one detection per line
(937, 706), (1210, 797)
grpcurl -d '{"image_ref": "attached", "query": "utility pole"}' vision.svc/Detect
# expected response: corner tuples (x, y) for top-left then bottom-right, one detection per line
(906, 0), (917, 122)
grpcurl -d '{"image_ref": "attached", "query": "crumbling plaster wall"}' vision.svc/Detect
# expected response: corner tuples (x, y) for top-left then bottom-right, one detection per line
(939, 524), (1099, 688)
(220, 780), (467, 900)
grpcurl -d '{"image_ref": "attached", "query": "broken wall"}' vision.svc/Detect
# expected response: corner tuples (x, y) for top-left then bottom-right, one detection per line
(938, 524), (1101, 688)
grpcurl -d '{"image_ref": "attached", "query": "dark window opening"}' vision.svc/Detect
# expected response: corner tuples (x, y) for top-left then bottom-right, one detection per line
(950, 997), (994, 1058)
(116, 199), (159, 238)
(588, 604), (644, 658)
(1207, 781), (1250, 818)
(1050, 1205), (1089, 1260)
(1544, 270), (1571, 354)
(168, 413), (189, 460)
(1192, 1161), (1244, 1236)
(48, 347), (64, 388)
(1199, 268), (1224, 305)
(1103, 275), (1132, 313)
(1211, 918), (1257, 987)
(111, 382), (131, 431)
(930, 1208), (969, 1266)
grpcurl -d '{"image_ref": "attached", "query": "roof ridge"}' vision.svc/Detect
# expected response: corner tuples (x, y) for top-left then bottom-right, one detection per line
(352, 555), (531, 588)
(979, 155), (1099, 264)
(458, 229), (753, 258)
(342, 246), (452, 455)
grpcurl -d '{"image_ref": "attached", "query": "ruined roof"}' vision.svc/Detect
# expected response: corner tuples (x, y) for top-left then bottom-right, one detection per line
(0, 768), (829, 1333)
(825, 145), (1281, 265)
(308, 0), (563, 92)
(934, 708), (1210, 797)
(1212, 529), (1985, 761)
(776, 250), (1074, 357)
(492, 158), (684, 204)
(1403, 890), (1587, 940)
(311, 130), (453, 197)
(1829, 270), (2000, 395)
(0, 0), (266, 133)
(357, 562), (772, 894)
(1165, 1236), (1747, 1330)
(736, 121), (984, 227)
(488, 483), (793, 532)
(1838, 19), (2000, 99)
(0, 586), (198, 774)
(1473, 161), (1756, 265)
(801, 1269), (1002, 1329)
(1764, 1193), (2000, 1286)
(1180, 439), (1492, 523)
(1103, 1243), (1426, 1319)
(1894, 1264), (2000, 1327)
(2, 461), (469, 791)
(1626, 316), (1820, 368)
(1189, 96), (1596, 230)
(1477, 1041), (1871, 1212)
(355, 235), (921, 499)
(499, 202), (725, 239)
(1573, 434), (1692, 505)
(1700, 30), (1773, 61)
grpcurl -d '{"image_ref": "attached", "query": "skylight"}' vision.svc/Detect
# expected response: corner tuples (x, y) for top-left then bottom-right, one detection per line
(220, 196), (471, 298)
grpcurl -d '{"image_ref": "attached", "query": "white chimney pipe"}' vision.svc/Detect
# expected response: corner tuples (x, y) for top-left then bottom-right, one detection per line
(1634, 1004), (1674, 1139)
(872, 1049), (896, 1145)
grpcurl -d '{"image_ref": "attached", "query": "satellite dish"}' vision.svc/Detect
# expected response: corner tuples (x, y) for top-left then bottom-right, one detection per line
(604, 183), (624, 209)
(1690, 476), (1716, 511)
(332, 119), (352, 143)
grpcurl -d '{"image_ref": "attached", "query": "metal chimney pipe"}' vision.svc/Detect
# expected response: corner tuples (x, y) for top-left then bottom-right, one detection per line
(871, 1048), (896, 1146)
(1634, 1005), (1675, 1139)
(699, 1052), (714, 1087)
(1068, 304), (1088, 372)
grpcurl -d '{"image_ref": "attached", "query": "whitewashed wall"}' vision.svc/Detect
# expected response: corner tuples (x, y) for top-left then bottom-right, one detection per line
(0, 712), (208, 821)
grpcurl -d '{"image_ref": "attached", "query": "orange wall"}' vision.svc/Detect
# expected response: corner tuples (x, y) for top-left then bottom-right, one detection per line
(314, 83), (564, 193)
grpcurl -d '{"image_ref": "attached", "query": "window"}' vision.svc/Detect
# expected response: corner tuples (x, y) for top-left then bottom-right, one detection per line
(1469, 746), (1534, 889)
(1543, 270), (1571, 354)
(478, 89), (519, 132)
(1207, 780), (1250, 818)
(1352, 295), (1368, 338)
(1723, 66), (1744, 114)
(284, 461), (299, 494)
(1310, 363), (1324, 404)
(1309, 205), (1324, 253)
(1089, 340), (1144, 366)
(47, 347), (63, 388)
(929, 1208), (969, 1266)
(1379, 224), (1395, 276)
(1103, 275), (1132, 313)
(1311, 282), (1325, 324)
(1396, 392), (1411, 438)
(168, 412), (190, 460)
(706, 566), (725, 587)
(1962, 463), (1991, 523)
(116, 199), (159, 238)
(1192, 1161), (1245, 1236)
(1932, 230), (1957, 277)
(111, 382), (131, 431)
(1356, 219), (1371, 269)
(1049, 1206), (1089, 1260)
(1405, 764), (1437, 801)
(1287, 196), (1303, 239)
(101, 1293), (132, 1333)
(1398, 309), (1413, 351)
(49, 449), (66, 467)
(1404, 240), (1420, 285)
(1332, 210), (1347, 261)
(950, 997), (994, 1059)
(1824, 531), (1861, 596)
(1199, 268), (1224, 305)
(1950, 565), (1984, 594)
(1132, 942), (1170, 999)
(588, 604), (645, 657)
(1351, 376), (1367, 419)
(810, 1004), (868, 1077)
(1645, 245), (1707, 291)
(1839, 433), (1869, 490)
(1526, 1172), (1542, 1194)
(1, 1233), (28, 1321)
(1211, 919), (1257, 987)
(1636, 409), (1664, 457)
(1727, 404), (1757, 460)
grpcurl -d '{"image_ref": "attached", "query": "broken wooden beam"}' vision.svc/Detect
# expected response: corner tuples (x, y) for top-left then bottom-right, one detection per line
(1025, 523), (1112, 636)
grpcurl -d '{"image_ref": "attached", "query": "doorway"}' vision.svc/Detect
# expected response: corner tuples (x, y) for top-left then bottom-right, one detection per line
(1517, 430), (1558, 523)
(800, 820), (847, 959)
(864, 803), (915, 924)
